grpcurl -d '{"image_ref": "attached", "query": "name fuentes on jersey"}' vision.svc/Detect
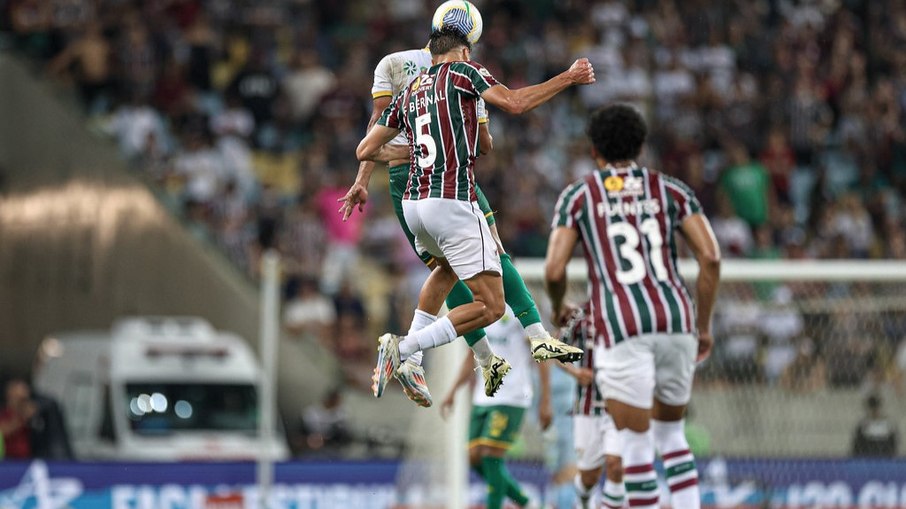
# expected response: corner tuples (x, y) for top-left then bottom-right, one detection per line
(597, 198), (661, 218)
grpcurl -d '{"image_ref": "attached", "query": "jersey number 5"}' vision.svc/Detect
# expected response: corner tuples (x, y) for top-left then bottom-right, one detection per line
(415, 114), (437, 168)
(608, 219), (669, 285)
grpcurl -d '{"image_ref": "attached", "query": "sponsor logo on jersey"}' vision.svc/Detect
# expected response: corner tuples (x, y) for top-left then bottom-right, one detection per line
(479, 67), (492, 78)
(604, 175), (623, 191)
(604, 175), (644, 197)
(404, 60), (417, 75)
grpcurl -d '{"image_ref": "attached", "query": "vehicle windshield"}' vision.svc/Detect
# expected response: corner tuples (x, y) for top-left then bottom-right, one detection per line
(125, 383), (258, 435)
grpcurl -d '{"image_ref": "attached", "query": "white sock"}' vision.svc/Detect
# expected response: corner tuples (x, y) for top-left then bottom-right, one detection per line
(620, 428), (658, 509)
(574, 474), (593, 508)
(398, 316), (457, 360)
(406, 310), (437, 366)
(602, 478), (626, 509)
(525, 322), (547, 339)
(653, 419), (700, 509)
(470, 336), (493, 367)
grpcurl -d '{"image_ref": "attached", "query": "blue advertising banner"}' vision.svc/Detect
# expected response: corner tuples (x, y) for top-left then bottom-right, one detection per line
(0, 458), (905, 508)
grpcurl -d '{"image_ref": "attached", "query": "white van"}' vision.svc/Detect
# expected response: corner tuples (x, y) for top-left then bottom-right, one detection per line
(33, 316), (290, 461)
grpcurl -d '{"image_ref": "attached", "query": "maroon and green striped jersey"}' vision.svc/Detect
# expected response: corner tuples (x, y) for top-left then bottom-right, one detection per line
(561, 305), (605, 417)
(551, 164), (702, 346)
(378, 60), (499, 202)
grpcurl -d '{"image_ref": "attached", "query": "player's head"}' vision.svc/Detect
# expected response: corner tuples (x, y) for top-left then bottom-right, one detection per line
(587, 104), (647, 164)
(429, 27), (472, 59)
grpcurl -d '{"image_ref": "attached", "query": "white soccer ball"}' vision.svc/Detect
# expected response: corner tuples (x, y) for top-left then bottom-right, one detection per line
(431, 1), (483, 45)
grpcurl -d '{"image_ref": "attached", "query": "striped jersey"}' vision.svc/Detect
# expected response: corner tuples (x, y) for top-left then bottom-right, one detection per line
(560, 305), (605, 416)
(551, 164), (702, 347)
(378, 60), (499, 201)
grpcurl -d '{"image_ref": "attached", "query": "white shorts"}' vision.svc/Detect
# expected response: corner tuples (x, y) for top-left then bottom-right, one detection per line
(573, 413), (620, 471)
(402, 198), (501, 280)
(596, 333), (697, 410)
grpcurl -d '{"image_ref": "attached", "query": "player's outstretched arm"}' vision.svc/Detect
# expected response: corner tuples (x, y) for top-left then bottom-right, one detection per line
(544, 226), (580, 320)
(679, 213), (721, 362)
(339, 96), (394, 220)
(481, 58), (595, 115)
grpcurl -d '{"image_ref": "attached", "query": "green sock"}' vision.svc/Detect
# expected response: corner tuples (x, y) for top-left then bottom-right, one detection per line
(500, 253), (542, 329)
(501, 465), (529, 506)
(445, 280), (486, 347)
(481, 456), (506, 509)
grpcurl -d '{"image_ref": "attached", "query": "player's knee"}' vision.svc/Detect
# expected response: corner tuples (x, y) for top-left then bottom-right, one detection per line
(486, 298), (505, 322)
(605, 455), (624, 482)
(468, 448), (482, 467)
(579, 469), (600, 488)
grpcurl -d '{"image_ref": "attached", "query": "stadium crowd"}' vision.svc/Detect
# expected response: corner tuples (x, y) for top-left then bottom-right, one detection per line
(3, 0), (906, 394)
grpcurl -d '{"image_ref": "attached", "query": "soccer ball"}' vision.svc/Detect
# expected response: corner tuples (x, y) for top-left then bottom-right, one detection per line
(431, 1), (483, 45)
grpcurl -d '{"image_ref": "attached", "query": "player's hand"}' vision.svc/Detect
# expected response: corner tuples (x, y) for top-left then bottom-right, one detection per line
(696, 330), (714, 363)
(337, 182), (369, 221)
(566, 58), (595, 85)
(573, 367), (594, 387)
(538, 399), (553, 430)
(439, 393), (455, 420)
(553, 302), (579, 327)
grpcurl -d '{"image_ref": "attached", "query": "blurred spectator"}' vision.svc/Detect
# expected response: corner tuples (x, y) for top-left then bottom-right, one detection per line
(0, 378), (36, 459)
(284, 276), (336, 345)
(295, 389), (350, 457)
(851, 394), (898, 457)
(29, 388), (73, 460)
(759, 286), (804, 384)
(46, 20), (112, 114)
(103, 92), (169, 161)
(779, 337), (827, 393)
(316, 172), (364, 296)
(172, 125), (226, 207)
(759, 128), (796, 205)
(226, 50), (280, 138)
(720, 141), (773, 229)
(283, 50), (336, 125)
(710, 195), (752, 258)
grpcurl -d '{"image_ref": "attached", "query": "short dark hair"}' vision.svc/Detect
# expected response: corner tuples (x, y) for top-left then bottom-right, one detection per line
(587, 104), (647, 162)
(429, 27), (472, 56)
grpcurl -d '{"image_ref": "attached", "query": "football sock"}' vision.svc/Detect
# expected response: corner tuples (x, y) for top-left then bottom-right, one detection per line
(445, 279), (486, 347)
(574, 474), (593, 508)
(621, 428), (659, 509)
(602, 478), (626, 509)
(470, 337), (494, 367)
(500, 465), (529, 506)
(398, 316), (456, 360)
(500, 253), (543, 329)
(525, 322), (547, 339)
(406, 310), (437, 366)
(653, 419), (700, 509)
(481, 457), (506, 509)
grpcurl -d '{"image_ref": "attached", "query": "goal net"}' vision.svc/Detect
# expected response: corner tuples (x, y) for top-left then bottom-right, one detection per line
(396, 259), (906, 509)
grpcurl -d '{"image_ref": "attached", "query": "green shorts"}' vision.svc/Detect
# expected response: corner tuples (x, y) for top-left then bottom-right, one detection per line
(468, 404), (526, 450)
(389, 164), (495, 265)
